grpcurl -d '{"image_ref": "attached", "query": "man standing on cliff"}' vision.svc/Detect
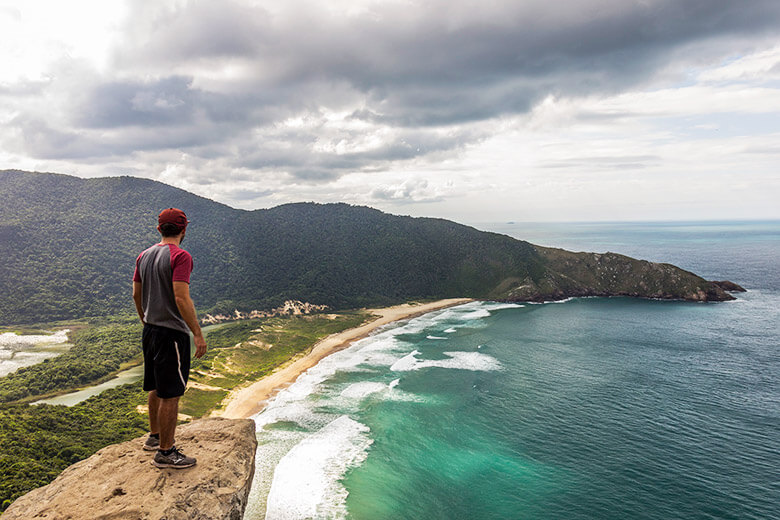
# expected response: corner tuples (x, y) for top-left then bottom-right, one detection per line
(132, 208), (207, 469)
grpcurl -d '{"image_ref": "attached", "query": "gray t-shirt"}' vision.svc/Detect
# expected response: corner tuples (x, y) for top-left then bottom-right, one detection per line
(133, 243), (193, 333)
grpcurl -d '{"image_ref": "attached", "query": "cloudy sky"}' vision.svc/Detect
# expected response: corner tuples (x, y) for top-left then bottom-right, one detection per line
(1, 0), (779, 223)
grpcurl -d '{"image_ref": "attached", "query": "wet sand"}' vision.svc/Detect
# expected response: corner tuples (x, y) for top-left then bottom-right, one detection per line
(217, 298), (472, 419)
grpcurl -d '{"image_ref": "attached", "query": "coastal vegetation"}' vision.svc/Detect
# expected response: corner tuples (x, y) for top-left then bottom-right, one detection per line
(0, 318), (142, 403)
(0, 384), (148, 510)
(0, 311), (370, 510)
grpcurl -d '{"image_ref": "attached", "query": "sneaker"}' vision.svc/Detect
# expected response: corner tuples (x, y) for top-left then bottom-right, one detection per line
(143, 435), (160, 451)
(152, 446), (196, 469)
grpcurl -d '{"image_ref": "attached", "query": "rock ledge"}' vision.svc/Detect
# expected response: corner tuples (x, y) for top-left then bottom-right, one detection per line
(3, 417), (257, 520)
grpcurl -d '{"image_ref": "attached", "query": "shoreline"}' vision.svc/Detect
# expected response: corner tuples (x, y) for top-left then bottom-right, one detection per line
(216, 298), (472, 419)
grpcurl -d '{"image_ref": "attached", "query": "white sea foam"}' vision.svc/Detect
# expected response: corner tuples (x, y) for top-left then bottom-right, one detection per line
(444, 328), (457, 333)
(318, 336), (409, 374)
(426, 335), (447, 340)
(340, 382), (389, 399)
(254, 401), (327, 430)
(265, 415), (372, 520)
(255, 333), (419, 429)
(382, 317), (439, 336)
(390, 350), (421, 371)
(391, 351), (502, 372)
(527, 297), (576, 305)
(389, 378), (400, 389)
(244, 430), (307, 520)
(458, 309), (492, 320)
(451, 302), (525, 321)
(480, 302), (526, 310)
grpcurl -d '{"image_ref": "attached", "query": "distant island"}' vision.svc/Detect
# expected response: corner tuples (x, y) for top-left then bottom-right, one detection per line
(0, 169), (743, 326)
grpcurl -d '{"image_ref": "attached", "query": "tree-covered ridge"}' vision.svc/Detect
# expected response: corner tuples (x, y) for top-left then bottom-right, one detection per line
(0, 170), (541, 323)
(0, 384), (148, 510)
(0, 169), (734, 324)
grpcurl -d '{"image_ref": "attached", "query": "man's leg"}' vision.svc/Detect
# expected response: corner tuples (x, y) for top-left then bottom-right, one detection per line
(152, 393), (195, 468)
(148, 391), (160, 435)
(158, 396), (180, 451)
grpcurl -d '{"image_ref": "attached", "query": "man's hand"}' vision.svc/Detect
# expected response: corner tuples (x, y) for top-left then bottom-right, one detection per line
(193, 334), (207, 359)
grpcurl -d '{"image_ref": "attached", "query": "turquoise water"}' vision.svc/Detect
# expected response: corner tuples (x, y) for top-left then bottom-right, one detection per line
(246, 221), (780, 520)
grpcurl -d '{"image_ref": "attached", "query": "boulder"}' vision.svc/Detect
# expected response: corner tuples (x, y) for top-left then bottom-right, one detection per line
(3, 417), (257, 520)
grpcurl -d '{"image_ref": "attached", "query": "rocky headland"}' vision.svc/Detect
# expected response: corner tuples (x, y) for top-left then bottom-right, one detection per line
(489, 246), (745, 303)
(2, 418), (257, 520)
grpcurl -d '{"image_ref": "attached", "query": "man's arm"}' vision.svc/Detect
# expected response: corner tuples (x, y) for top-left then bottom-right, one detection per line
(132, 282), (144, 323)
(173, 281), (207, 358)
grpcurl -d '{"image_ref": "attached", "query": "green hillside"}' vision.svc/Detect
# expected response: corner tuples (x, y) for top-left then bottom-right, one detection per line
(0, 170), (736, 324)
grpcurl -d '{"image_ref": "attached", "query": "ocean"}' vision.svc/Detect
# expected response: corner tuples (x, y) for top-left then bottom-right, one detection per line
(244, 220), (779, 520)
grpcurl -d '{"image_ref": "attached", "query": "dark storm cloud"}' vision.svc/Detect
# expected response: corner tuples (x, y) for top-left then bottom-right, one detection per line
(77, 75), (282, 129)
(118, 0), (270, 62)
(78, 76), (197, 128)
(117, 0), (780, 119)
(7, 0), (780, 178)
(233, 124), (481, 180)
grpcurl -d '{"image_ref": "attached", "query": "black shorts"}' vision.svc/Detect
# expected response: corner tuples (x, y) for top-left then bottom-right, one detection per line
(142, 324), (191, 398)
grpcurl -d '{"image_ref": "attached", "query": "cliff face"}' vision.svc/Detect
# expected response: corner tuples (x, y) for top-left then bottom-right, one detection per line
(3, 418), (257, 520)
(489, 246), (744, 302)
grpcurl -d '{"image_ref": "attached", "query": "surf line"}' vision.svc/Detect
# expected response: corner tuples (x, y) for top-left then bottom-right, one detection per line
(218, 298), (473, 419)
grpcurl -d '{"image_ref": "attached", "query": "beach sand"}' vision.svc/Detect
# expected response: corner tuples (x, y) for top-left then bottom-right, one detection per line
(217, 298), (472, 419)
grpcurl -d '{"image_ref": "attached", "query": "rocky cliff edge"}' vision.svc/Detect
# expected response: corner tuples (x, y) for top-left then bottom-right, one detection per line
(490, 246), (745, 302)
(3, 417), (257, 520)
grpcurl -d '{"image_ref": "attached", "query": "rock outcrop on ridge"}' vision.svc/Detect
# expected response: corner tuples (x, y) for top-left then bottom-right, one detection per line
(491, 246), (744, 302)
(3, 417), (257, 520)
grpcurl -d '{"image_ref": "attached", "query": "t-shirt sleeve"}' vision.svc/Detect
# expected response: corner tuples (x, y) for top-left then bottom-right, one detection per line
(171, 249), (193, 283)
(132, 252), (143, 282)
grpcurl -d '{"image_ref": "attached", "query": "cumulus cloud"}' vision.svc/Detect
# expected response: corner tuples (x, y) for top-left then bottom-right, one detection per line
(370, 179), (445, 203)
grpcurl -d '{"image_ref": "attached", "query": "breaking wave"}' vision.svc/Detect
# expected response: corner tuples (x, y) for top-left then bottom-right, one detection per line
(390, 350), (502, 372)
(265, 416), (372, 520)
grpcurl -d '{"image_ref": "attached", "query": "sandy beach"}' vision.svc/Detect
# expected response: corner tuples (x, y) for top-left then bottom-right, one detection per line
(217, 298), (472, 419)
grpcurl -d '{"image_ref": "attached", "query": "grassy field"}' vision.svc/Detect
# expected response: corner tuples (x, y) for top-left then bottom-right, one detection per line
(179, 311), (370, 417)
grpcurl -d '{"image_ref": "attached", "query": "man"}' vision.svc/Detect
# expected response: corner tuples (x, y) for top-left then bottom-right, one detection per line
(132, 208), (207, 469)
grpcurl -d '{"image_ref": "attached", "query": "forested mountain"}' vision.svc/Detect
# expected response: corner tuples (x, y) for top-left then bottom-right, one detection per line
(0, 170), (736, 324)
